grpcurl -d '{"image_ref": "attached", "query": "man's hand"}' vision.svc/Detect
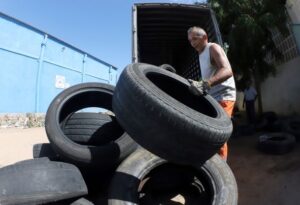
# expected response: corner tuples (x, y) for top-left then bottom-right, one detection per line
(188, 79), (211, 96)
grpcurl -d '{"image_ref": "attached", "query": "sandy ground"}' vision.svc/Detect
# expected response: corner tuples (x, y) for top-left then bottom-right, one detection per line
(1, 127), (300, 204)
(0, 127), (48, 167)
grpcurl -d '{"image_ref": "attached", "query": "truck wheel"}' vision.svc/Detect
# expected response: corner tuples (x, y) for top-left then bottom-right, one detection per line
(0, 161), (88, 205)
(258, 132), (296, 154)
(61, 112), (123, 145)
(113, 63), (232, 164)
(108, 149), (238, 205)
(46, 82), (137, 167)
(159, 64), (176, 73)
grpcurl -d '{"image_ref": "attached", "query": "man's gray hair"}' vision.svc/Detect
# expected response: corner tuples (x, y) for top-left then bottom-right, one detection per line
(187, 26), (207, 37)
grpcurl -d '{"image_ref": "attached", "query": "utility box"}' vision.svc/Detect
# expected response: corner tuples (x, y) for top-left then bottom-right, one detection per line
(132, 3), (223, 80)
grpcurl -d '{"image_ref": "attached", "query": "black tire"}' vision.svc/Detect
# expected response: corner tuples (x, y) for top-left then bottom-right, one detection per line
(0, 161), (88, 205)
(261, 111), (278, 123)
(45, 82), (137, 167)
(256, 112), (278, 131)
(266, 119), (284, 132)
(15, 157), (50, 165)
(47, 197), (94, 205)
(61, 112), (123, 145)
(33, 144), (114, 195)
(33, 143), (60, 161)
(113, 63), (232, 164)
(71, 198), (94, 205)
(283, 117), (300, 140)
(108, 149), (238, 205)
(159, 64), (176, 73)
(258, 132), (296, 154)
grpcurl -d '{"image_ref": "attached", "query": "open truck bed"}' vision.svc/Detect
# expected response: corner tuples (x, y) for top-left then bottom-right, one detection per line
(132, 3), (223, 80)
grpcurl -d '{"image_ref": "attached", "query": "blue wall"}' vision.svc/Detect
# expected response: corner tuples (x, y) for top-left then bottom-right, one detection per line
(0, 12), (118, 113)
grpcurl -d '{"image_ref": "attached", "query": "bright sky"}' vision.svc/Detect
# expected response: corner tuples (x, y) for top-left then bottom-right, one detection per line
(0, 0), (204, 73)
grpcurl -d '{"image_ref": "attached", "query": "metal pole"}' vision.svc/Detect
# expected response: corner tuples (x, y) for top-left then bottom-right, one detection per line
(82, 54), (87, 82)
(35, 34), (47, 112)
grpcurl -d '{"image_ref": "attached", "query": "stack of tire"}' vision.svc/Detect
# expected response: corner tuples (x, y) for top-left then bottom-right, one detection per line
(257, 112), (298, 155)
(0, 63), (238, 205)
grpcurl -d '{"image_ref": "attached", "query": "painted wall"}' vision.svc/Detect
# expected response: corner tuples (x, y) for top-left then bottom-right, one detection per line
(286, 0), (300, 23)
(0, 13), (118, 113)
(260, 56), (300, 115)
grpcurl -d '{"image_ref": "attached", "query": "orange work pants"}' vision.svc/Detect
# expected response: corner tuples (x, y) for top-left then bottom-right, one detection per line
(218, 100), (235, 160)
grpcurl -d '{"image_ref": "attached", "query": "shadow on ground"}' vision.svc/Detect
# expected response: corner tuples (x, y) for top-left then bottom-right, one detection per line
(228, 132), (300, 205)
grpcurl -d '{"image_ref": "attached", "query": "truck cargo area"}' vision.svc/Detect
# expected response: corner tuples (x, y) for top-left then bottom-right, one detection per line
(133, 3), (222, 79)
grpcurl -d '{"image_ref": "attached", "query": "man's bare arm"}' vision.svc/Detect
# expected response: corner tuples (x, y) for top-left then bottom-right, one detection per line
(208, 43), (233, 86)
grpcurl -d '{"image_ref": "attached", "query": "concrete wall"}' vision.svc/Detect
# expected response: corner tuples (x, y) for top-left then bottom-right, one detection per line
(286, 0), (300, 23)
(260, 56), (300, 115)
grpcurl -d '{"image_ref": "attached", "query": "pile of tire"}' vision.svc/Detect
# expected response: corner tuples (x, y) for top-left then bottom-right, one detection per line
(0, 63), (238, 205)
(256, 112), (298, 155)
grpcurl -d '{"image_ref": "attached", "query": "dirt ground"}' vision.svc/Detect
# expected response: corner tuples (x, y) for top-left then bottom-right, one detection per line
(227, 133), (300, 205)
(0, 127), (300, 205)
(0, 127), (48, 167)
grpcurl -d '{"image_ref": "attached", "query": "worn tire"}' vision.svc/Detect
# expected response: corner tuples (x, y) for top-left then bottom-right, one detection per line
(258, 132), (296, 154)
(113, 63), (232, 164)
(283, 117), (300, 140)
(70, 198), (94, 205)
(0, 161), (88, 205)
(15, 157), (50, 165)
(108, 149), (238, 205)
(33, 144), (114, 195)
(45, 82), (137, 167)
(159, 64), (176, 73)
(33, 143), (60, 161)
(61, 112), (123, 145)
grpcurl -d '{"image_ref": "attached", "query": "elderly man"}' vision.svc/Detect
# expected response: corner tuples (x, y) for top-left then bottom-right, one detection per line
(187, 26), (236, 160)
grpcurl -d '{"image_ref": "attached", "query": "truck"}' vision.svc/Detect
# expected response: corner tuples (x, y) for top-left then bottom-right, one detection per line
(132, 3), (223, 80)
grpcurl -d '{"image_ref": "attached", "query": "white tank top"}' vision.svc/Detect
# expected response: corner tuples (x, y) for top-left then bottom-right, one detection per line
(199, 43), (236, 101)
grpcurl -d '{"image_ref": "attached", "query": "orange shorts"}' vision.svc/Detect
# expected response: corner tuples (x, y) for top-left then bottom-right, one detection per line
(218, 100), (235, 160)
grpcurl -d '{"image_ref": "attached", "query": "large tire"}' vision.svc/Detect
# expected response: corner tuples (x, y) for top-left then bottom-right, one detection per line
(108, 149), (238, 205)
(61, 112), (123, 145)
(45, 82), (137, 167)
(0, 160), (88, 205)
(258, 132), (296, 154)
(113, 63), (232, 164)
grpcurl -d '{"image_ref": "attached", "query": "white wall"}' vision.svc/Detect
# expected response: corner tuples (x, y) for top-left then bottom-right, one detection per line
(286, 0), (300, 23)
(260, 56), (300, 115)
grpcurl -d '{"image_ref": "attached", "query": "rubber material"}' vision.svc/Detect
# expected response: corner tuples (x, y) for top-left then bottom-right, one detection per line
(0, 161), (88, 205)
(45, 82), (137, 167)
(33, 143), (60, 161)
(108, 148), (238, 205)
(159, 64), (177, 73)
(258, 132), (296, 154)
(113, 63), (232, 164)
(61, 112), (122, 145)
